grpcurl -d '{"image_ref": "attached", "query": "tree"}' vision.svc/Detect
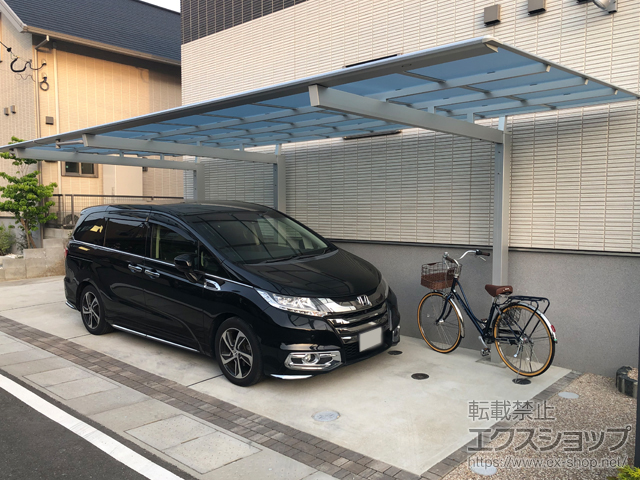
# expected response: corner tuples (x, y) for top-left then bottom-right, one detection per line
(0, 137), (57, 249)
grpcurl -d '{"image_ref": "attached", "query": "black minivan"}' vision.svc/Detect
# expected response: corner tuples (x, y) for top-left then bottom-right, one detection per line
(65, 202), (400, 386)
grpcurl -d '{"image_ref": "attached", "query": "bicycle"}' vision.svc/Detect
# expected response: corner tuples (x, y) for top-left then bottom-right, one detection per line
(417, 250), (557, 377)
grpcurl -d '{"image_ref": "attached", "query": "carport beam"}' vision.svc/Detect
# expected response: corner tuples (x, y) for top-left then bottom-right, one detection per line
(11, 148), (199, 171)
(492, 122), (511, 285)
(309, 85), (505, 144)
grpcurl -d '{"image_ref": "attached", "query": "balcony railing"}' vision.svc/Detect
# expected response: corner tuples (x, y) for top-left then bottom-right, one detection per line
(47, 194), (183, 228)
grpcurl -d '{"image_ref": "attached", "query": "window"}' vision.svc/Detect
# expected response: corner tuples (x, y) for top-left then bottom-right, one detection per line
(104, 218), (146, 256)
(150, 224), (197, 264)
(74, 215), (106, 246)
(63, 162), (98, 177)
(199, 245), (225, 276)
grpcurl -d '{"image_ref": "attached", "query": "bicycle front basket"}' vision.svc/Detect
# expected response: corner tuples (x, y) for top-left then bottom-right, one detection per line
(421, 262), (459, 290)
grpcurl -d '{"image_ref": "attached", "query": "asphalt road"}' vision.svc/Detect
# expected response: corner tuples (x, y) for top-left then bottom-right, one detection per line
(0, 386), (148, 480)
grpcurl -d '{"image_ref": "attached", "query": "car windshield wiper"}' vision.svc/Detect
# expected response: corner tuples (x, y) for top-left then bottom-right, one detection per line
(255, 247), (333, 264)
(256, 255), (298, 264)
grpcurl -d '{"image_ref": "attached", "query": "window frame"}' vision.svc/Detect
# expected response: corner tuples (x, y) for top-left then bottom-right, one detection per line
(62, 162), (99, 178)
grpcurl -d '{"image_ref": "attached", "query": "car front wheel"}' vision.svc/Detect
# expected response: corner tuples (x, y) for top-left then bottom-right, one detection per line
(215, 317), (263, 387)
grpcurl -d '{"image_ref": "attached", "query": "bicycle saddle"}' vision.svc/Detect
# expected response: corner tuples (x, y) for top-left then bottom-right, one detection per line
(484, 284), (513, 297)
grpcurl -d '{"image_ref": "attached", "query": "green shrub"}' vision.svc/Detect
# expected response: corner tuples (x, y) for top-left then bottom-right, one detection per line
(0, 224), (15, 255)
(608, 465), (640, 480)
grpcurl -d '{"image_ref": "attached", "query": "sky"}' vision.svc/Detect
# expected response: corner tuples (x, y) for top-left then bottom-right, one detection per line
(139, 0), (180, 12)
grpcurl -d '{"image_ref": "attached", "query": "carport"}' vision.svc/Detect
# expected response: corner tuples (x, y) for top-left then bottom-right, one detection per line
(1, 35), (637, 286)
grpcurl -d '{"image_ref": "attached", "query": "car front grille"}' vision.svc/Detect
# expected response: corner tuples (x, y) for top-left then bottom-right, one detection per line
(326, 302), (390, 360)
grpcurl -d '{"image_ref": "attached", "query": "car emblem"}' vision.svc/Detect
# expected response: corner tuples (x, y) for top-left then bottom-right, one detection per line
(356, 295), (371, 307)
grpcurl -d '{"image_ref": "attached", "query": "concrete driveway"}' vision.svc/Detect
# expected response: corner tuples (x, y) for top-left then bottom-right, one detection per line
(0, 276), (571, 476)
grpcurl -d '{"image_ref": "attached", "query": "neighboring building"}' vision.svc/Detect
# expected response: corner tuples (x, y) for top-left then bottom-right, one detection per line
(0, 0), (183, 220)
(179, 0), (640, 376)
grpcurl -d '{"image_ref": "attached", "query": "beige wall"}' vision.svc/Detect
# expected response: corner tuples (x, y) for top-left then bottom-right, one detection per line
(0, 13), (36, 187)
(182, 0), (640, 254)
(34, 41), (183, 197)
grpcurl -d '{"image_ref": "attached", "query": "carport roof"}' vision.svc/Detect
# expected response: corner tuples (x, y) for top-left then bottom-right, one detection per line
(3, 36), (638, 158)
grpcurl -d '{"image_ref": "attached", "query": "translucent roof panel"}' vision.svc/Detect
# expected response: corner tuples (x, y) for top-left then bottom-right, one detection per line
(3, 36), (638, 157)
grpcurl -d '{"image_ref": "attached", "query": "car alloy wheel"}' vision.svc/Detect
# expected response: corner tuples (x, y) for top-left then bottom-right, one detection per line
(82, 291), (100, 330)
(79, 286), (112, 335)
(219, 328), (253, 379)
(215, 317), (263, 386)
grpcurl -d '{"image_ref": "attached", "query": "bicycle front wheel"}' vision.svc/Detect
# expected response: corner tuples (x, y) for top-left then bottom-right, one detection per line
(493, 304), (555, 377)
(417, 292), (462, 353)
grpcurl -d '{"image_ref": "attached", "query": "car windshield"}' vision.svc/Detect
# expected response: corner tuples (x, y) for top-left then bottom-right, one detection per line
(191, 211), (332, 264)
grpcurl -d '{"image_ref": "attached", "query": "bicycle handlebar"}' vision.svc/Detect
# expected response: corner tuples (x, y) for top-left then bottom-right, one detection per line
(444, 254), (457, 264)
(445, 249), (492, 264)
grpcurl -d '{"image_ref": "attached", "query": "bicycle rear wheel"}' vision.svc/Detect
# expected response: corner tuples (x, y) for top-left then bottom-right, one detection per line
(417, 292), (462, 353)
(493, 304), (555, 377)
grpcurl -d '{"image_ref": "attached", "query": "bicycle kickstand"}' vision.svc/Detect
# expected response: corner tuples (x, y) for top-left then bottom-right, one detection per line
(479, 336), (491, 357)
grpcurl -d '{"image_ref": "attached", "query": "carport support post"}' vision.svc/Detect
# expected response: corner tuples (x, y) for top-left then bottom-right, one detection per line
(492, 118), (511, 285)
(195, 164), (206, 201)
(636, 327), (640, 467)
(274, 153), (286, 213)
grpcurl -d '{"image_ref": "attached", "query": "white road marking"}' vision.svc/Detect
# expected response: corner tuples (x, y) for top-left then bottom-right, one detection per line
(0, 373), (184, 480)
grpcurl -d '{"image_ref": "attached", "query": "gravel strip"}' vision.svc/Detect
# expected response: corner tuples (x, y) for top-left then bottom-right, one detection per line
(443, 373), (637, 480)
(628, 368), (638, 381)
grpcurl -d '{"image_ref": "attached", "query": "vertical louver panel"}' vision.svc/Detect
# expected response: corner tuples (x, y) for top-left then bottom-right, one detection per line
(197, 158), (275, 207)
(283, 129), (495, 245)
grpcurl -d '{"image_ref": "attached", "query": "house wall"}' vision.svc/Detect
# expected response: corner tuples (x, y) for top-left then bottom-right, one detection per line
(179, 0), (640, 375)
(0, 13), (36, 193)
(34, 41), (183, 198)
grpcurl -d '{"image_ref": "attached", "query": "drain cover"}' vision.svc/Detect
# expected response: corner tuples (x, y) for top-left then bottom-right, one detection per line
(411, 373), (429, 380)
(388, 350), (403, 356)
(513, 378), (531, 385)
(313, 410), (340, 422)
(470, 462), (497, 476)
(558, 392), (579, 399)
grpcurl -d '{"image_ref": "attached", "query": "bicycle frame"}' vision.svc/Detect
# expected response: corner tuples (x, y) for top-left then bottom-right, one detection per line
(443, 276), (496, 340)
(440, 276), (552, 343)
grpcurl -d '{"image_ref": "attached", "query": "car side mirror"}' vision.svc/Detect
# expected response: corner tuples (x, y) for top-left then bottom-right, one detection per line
(174, 253), (200, 283)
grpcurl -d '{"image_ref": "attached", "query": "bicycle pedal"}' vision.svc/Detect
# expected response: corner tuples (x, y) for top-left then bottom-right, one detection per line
(481, 347), (491, 357)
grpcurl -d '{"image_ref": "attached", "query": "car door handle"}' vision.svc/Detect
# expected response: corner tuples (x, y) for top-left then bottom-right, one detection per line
(128, 264), (143, 273)
(144, 269), (160, 279)
(205, 279), (221, 291)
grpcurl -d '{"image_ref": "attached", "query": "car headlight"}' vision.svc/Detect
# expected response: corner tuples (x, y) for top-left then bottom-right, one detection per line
(257, 290), (331, 317)
(257, 275), (389, 317)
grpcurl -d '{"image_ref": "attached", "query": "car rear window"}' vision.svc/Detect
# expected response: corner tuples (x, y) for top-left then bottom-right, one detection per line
(104, 218), (147, 256)
(74, 215), (106, 246)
